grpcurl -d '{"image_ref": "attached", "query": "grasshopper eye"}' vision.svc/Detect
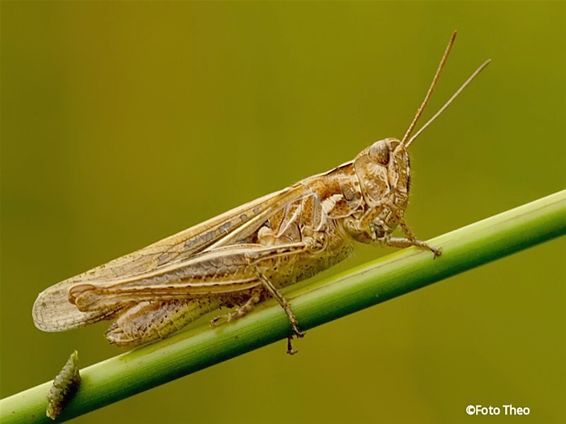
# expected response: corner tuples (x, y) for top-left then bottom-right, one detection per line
(369, 141), (390, 165)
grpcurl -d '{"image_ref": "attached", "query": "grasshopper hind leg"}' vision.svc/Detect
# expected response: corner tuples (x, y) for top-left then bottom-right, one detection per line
(106, 298), (220, 346)
(210, 287), (263, 326)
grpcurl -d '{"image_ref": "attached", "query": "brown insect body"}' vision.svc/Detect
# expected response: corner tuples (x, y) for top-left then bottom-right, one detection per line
(32, 33), (489, 352)
(33, 138), (420, 348)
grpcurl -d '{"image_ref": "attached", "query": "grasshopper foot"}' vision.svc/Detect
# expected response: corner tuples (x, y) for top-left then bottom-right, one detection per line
(286, 327), (305, 355)
(209, 314), (229, 327)
(430, 245), (442, 258)
(287, 336), (298, 355)
(414, 240), (442, 258)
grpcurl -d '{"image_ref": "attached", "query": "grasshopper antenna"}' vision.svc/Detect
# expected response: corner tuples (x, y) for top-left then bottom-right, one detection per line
(401, 31), (458, 146)
(405, 58), (491, 147)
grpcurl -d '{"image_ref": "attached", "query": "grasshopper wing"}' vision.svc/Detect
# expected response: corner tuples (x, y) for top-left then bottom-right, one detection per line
(33, 185), (307, 332)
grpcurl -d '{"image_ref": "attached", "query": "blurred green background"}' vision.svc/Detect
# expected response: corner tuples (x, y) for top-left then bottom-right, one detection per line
(1, 1), (565, 423)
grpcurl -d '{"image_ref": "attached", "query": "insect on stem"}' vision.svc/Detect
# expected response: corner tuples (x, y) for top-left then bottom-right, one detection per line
(32, 32), (491, 355)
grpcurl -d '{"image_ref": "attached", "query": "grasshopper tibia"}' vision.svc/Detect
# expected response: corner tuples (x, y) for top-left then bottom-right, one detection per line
(257, 270), (305, 354)
(396, 220), (442, 258)
(382, 235), (442, 258)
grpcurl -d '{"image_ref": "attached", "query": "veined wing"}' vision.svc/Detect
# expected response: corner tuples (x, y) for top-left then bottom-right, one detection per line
(33, 184), (309, 331)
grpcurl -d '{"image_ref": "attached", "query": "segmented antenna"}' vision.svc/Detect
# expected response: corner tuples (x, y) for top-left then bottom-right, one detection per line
(405, 59), (491, 147)
(401, 31), (458, 146)
(400, 31), (491, 148)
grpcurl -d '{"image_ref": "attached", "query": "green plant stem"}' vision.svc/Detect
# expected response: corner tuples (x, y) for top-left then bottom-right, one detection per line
(2, 190), (565, 423)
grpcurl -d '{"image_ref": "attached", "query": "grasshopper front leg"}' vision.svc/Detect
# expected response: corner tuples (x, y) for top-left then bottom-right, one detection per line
(381, 235), (442, 258)
(395, 219), (442, 257)
(345, 214), (441, 258)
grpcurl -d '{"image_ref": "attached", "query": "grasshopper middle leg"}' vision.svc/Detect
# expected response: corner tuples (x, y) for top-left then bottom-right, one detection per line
(256, 269), (304, 355)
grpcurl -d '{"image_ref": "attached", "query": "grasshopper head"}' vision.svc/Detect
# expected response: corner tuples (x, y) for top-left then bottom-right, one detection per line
(346, 32), (490, 244)
(351, 33), (491, 208)
(353, 138), (410, 207)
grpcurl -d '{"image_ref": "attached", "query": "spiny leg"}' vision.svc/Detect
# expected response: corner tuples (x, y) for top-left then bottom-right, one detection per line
(386, 220), (441, 258)
(210, 287), (263, 326)
(256, 269), (304, 355)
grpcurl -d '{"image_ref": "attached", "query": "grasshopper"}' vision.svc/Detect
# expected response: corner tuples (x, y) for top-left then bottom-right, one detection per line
(33, 32), (489, 353)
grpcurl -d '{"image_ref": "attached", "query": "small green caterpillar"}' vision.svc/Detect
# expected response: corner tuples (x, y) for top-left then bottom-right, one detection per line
(46, 350), (81, 420)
